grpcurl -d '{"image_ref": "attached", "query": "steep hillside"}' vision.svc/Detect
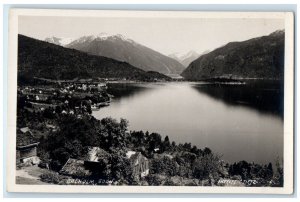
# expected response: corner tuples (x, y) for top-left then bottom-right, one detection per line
(181, 30), (285, 81)
(57, 33), (186, 75)
(18, 35), (171, 81)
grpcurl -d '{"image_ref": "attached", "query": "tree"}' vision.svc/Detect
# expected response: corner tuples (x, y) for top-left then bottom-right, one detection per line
(120, 118), (129, 133)
(130, 131), (145, 148)
(271, 157), (283, 187)
(147, 133), (162, 153)
(203, 147), (212, 155)
(49, 148), (70, 171)
(99, 117), (128, 150)
(183, 143), (192, 151)
(65, 140), (85, 159)
(260, 163), (274, 181)
(191, 145), (199, 154)
(228, 160), (250, 180)
(146, 174), (164, 186)
(267, 163), (274, 179)
(109, 154), (133, 184)
(193, 152), (222, 183)
(161, 136), (171, 152)
(150, 156), (177, 176)
(171, 141), (176, 148)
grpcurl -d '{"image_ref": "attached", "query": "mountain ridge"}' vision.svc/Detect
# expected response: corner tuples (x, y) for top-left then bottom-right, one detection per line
(18, 34), (171, 82)
(169, 50), (211, 67)
(181, 30), (285, 81)
(45, 33), (185, 75)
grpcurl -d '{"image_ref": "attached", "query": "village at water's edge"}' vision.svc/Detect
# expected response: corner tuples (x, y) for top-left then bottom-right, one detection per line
(15, 27), (285, 187)
(16, 77), (283, 186)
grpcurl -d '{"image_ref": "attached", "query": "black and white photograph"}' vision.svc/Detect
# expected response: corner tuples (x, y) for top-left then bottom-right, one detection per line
(6, 9), (294, 194)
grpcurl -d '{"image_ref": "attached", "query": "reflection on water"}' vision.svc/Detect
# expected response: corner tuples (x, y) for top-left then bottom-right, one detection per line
(93, 82), (283, 164)
(106, 83), (153, 99)
(192, 80), (284, 118)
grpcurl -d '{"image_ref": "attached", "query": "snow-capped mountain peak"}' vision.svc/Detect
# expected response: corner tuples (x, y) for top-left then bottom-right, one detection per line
(45, 36), (76, 46)
(169, 51), (199, 61)
(168, 50), (200, 67)
(67, 33), (135, 44)
(44, 33), (185, 74)
(45, 33), (136, 47)
(94, 33), (135, 43)
(68, 35), (96, 45)
(184, 50), (199, 59)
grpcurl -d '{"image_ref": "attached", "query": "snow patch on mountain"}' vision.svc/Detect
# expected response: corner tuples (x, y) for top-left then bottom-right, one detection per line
(169, 51), (198, 61)
(44, 33), (185, 74)
(168, 50), (200, 67)
(46, 33), (137, 47)
(45, 37), (75, 46)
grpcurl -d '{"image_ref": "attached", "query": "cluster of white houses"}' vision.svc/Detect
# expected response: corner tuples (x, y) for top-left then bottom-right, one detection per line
(18, 82), (110, 116)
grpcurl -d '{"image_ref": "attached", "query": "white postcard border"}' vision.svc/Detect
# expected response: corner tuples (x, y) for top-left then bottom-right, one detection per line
(6, 9), (295, 194)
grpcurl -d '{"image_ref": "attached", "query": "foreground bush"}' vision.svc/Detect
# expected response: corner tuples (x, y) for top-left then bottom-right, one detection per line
(40, 170), (66, 184)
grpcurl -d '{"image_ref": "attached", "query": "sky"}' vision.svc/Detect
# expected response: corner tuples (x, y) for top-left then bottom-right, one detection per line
(18, 16), (285, 56)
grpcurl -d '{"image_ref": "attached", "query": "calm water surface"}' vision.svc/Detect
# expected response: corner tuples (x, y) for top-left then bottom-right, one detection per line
(93, 82), (283, 164)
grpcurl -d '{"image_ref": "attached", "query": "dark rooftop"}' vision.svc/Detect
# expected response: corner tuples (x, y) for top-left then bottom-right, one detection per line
(59, 158), (92, 178)
(17, 128), (39, 147)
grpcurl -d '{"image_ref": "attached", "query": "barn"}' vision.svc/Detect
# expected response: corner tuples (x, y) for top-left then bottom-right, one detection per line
(16, 127), (40, 165)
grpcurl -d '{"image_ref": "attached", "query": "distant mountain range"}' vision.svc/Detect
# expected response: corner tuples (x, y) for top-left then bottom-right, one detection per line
(168, 50), (210, 67)
(44, 36), (75, 46)
(181, 30), (285, 81)
(45, 33), (185, 75)
(18, 35), (171, 82)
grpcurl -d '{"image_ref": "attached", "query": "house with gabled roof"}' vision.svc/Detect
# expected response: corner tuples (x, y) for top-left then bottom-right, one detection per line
(126, 151), (149, 178)
(59, 158), (92, 178)
(59, 148), (149, 181)
(16, 127), (40, 165)
(59, 147), (109, 179)
(83, 147), (109, 171)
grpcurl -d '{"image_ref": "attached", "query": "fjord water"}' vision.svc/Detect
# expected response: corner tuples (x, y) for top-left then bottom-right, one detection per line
(93, 82), (283, 164)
